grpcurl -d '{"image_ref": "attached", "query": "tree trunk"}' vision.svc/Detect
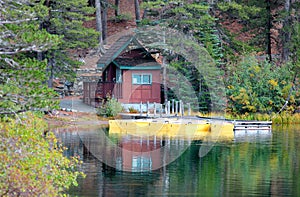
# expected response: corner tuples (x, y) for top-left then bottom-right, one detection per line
(266, 0), (272, 62)
(162, 56), (168, 104)
(47, 58), (54, 88)
(88, 0), (95, 7)
(134, 0), (141, 25)
(162, 31), (167, 103)
(142, 8), (147, 19)
(95, 0), (105, 54)
(281, 0), (292, 62)
(115, 0), (120, 16)
(102, 0), (108, 43)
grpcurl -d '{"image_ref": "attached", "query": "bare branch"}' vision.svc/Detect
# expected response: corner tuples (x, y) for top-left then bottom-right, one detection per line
(0, 18), (38, 24)
(1, 57), (20, 68)
(0, 43), (55, 55)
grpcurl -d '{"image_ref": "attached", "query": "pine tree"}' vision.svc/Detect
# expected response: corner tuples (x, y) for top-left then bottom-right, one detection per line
(136, 25), (225, 112)
(0, 0), (61, 114)
(167, 60), (200, 111)
(280, 0), (300, 62)
(142, 1), (224, 66)
(135, 0), (141, 25)
(140, 1), (225, 112)
(41, 0), (99, 86)
(115, 0), (120, 16)
(216, 0), (272, 58)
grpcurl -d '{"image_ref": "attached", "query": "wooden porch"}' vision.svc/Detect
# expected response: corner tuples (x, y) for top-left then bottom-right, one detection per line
(83, 81), (122, 107)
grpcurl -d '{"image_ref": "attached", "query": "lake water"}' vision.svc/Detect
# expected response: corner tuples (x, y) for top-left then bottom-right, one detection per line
(53, 124), (300, 196)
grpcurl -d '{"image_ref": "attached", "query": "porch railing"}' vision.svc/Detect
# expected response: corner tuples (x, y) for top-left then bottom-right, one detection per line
(96, 82), (123, 99)
(83, 81), (123, 106)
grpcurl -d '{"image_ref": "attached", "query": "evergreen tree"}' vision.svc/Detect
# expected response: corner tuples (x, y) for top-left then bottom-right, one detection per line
(140, 1), (225, 112)
(115, 0), (120, 16)
(280, 0), (300, 62)
(136, 26), (225, 112)
(216, 0), (300, 63)
(142, 1), (224, 66)
(0, 0), (61, 114)
(41, 0), (99, 86)
(216, 0), (272, 59)
(135, 0), (141, 25)
(167, 60), (202, 111)
(96, 0), (105, 54)
(102, 0), (108, 42)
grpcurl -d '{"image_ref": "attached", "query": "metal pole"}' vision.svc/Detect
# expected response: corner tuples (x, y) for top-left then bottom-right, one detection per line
(172, 99), (175, 114)
(179, 100), (182, 116)
(140, 101), (142, 116)
(167, 100), (170, 116)
(147, 101), (150, 117)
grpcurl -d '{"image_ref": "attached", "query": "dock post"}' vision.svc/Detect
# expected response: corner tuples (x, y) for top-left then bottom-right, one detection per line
(175, 101), (179, 115)
(167, 100), (171, 116)
(154, 102), (157, 117)
(165, 101), (167, 115)
(172, 99), (175, 114)
(160, 104), (163, 117)
(140, 101), (143, 116)
(147, 101), (150, 117)
(179, 100), (182, 116)
(188, 103), (191, 116)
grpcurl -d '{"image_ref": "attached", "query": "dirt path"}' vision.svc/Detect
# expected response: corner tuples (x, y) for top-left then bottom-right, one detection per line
(45, 96), (109, 128)
(59, 96), (97, 113)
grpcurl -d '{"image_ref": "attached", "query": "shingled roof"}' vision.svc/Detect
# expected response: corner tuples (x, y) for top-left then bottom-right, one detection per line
(97, 35), (144, 69)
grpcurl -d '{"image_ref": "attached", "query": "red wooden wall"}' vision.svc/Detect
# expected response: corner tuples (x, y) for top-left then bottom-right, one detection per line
(119, 69), (161, 104)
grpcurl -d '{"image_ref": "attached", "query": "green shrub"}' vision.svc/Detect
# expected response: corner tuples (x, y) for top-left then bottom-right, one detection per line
(128, 107), (139, 113)
(226, 56), (298, 115)
(97, 98), (123, 117)
(111, 13), (132, 22)
(0, 112), (84, 196)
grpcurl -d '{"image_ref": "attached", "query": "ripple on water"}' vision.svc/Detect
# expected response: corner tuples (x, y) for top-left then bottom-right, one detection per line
(51, 125), (300, 196)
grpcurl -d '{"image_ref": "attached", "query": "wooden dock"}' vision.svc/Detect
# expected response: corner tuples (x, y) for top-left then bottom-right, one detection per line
(119, 114), (272, 133)
(195, 116), (272, 131)
(232, 121), (272, 131)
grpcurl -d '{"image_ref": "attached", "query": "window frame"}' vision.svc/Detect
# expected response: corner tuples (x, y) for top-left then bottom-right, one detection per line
(132, 73), (152, 85)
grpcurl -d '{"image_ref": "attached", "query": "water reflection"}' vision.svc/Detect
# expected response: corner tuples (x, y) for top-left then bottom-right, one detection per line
(234, 129), (272, 143)
(64, 125), (192, 172)
(52, 124), (300, 196)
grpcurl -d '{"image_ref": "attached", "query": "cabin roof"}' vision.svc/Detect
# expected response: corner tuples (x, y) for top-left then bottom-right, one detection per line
(97, 35), (161, 70)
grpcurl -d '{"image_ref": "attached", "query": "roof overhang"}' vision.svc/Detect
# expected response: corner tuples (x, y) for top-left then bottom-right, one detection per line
(119, 65), (161, 70)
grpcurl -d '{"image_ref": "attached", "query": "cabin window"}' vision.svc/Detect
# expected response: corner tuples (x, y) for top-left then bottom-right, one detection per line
(132, 74), (152, 85)
(116, 68), (122, 83)
(104, 69), (108, 82)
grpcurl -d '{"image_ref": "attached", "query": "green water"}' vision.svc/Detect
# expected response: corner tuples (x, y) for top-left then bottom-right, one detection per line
(54, 125), (300, 196)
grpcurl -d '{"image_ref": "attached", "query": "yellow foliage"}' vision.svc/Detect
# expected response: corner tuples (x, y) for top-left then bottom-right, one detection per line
(227, 85), (234, 89)
(251, 65), (261, 73)
(282, 84), (292, 98)
(268, 79), (278, 89)
(281, 80), (286, 85)
(236, 88), (250, 105)
(0, 112), (84, 196)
